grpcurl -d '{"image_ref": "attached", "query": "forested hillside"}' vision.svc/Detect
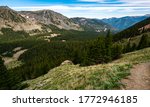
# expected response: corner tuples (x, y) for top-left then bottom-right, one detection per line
(0, 6), (150, 90)
(114, 17), (150, 41)
(24, 47), (150, 90)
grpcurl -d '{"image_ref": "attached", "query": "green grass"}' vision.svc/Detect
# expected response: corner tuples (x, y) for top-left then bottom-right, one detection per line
(24, 47), (150, 90)
(24, 63), (131, 90)
(118, 32), (150, 46)
(6, 60), (23, 70)
(114, 47), (150, 64)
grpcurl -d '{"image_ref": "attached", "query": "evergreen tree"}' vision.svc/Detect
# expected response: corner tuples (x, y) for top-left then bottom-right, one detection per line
(88, 36), (106, 64)
(0, 56), (10, 90)
(105, 30), (112, 62)
(131, 43), (137, 51)
(138, 34), (149, 49)
(125, 42), (131, 52)
(112, 44), (122, 59)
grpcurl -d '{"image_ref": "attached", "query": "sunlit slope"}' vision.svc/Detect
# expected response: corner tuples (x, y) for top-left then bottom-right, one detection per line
(24, 47), (150, 90)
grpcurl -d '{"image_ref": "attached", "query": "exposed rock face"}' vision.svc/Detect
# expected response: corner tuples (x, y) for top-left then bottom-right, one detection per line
(61, 60), (74, 66)
(20, 10), (82, 31)
(0, 6), (26, 23)
(0, 6), (46, 35)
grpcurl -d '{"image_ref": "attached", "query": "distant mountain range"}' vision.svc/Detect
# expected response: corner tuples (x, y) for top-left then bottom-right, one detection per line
(0, 6), (150, 36)
(71, 17), (114, 32)
(114, 17), (150, 41)
(101, 15), (150, 31)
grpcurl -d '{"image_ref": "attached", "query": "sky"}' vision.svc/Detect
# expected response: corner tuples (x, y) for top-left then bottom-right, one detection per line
(0, 0), (150, 19)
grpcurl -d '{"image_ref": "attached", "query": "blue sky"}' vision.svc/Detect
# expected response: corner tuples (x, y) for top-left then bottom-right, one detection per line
(0, 0), (150, 18)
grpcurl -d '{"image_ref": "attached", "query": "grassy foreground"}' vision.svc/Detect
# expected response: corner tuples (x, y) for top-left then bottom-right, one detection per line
(24, 47), (150, 90)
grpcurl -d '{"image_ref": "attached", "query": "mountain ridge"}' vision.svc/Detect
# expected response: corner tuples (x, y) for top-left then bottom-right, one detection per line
(101, 15), (150, 31)
(0, 6), (26, 23)
(0, 6), (49, 35)
(0, 6), (150, 36)
(19, 10), (82, 31)
(71, 17), (115, 32)
(114, 17), (150, 41)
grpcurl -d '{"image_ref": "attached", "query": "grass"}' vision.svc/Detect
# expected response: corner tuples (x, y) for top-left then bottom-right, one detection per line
(114, 47), (150, 64)
(6, 60), (23, 70)
(118, 32), (150, 46)
(24, 47), (150, 90)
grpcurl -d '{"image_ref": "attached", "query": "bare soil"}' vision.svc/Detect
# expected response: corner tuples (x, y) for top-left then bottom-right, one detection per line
(121, 62), (150, 90)
(3, 49), (27, 65)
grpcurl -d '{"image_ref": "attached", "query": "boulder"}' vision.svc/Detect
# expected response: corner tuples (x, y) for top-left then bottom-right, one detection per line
(61, 60), (73, 66)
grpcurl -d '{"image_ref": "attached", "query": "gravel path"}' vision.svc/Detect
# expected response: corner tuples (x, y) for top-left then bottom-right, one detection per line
(121, 62), (150, 90)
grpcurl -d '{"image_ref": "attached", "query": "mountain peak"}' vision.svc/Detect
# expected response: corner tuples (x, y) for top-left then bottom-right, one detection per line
(0, 6), (26, 23)
(0, 6), (10, 9)
(20, 10), (82, 30)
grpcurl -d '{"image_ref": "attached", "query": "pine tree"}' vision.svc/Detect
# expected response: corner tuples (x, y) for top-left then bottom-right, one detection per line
(0, 56), (10, 89)
(88, 36), (106, 64)
(138, 34), (149, 49)
(131, 43), (137, 51)
(112, 44), (122, 59)
(105, 30), (112, 62)
(125, 42), (131, 52)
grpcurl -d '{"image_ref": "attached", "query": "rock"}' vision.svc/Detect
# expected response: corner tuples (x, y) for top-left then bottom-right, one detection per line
(61, 60), (73, 66)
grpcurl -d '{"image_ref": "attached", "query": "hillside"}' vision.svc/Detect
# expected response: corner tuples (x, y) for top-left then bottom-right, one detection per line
(102, 15), (150, 31)
(0, 6), (150, 90)
(71, 17), (114, 32)
(24, 47), (150, 90)
(20, 10), (82, 31)
(0, 6), (49, 35)
(0, 6), (26, 23)
(0, 6), (84, 37)
(114, 17), (150, 41)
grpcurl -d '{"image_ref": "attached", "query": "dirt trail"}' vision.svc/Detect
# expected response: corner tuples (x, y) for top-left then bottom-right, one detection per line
(121, 62), (150, 90)
(3, 49), (27, 65)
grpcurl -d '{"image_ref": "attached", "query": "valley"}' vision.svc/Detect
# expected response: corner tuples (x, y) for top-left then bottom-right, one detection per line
(0, 6), (150, 90)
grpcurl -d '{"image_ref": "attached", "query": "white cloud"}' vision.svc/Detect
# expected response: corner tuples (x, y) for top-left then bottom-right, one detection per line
(78, 0), (104, 2)
(12, 3), (150, 18)
(119, 0), (150, 7)
(12, 5), (150, 11)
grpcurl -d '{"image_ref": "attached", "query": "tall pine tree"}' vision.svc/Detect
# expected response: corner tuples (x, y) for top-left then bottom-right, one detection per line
(105, 30), (112, 62)
(138, 34), (149, 49)
(0, 56), (10, 90)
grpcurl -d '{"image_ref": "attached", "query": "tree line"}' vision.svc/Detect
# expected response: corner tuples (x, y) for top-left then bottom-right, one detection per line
(0, 31), (150, 89)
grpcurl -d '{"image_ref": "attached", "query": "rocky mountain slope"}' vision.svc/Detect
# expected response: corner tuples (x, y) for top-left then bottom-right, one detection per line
(102, 15), (150, 31)
(1, 6), (149, 36)
(20, 10), (82, 31)
(0, 6), (82, 36)
(0, 6), (48, 35)
(0, 6), (26, 23)
(71, 17), (114, 32)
